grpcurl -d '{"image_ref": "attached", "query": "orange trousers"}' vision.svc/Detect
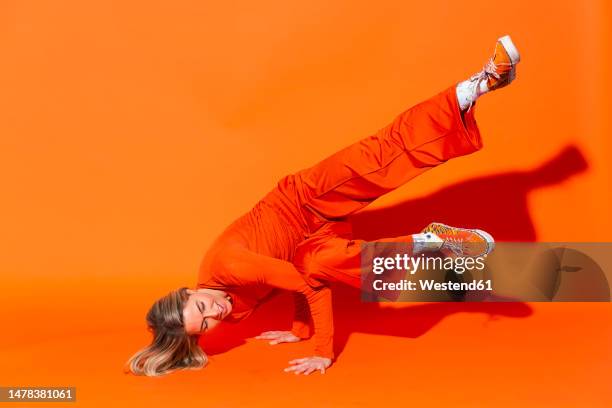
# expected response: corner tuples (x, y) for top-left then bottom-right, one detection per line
(198, 84), (482, 358)
(283, 84), (482, 288)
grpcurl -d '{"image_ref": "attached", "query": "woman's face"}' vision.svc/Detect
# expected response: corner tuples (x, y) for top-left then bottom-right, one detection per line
(182, 289), (233, 335)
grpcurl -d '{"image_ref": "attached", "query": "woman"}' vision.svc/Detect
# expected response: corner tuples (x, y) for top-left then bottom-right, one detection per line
(127, 35), (520, 376)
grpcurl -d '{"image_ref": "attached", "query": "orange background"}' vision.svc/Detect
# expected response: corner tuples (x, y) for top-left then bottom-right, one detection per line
(1, 0), (611, 407)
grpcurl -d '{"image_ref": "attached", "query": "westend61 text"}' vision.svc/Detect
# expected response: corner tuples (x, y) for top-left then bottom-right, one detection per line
(372, 279), (493, 291)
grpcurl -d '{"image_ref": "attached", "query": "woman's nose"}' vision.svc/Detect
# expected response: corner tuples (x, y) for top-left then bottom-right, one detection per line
(206, 301), (219, 318)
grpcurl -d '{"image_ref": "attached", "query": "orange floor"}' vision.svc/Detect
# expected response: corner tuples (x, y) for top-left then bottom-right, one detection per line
(1, 1), (611, 407)
(1, 288), (611, 407)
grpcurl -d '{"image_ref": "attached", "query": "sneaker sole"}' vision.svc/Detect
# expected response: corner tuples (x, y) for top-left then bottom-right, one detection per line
(498, 35), (520, 65)
(429, 222), (496, 256)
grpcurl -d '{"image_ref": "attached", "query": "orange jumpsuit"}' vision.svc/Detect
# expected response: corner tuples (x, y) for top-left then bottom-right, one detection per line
(197, 85), (482, 360)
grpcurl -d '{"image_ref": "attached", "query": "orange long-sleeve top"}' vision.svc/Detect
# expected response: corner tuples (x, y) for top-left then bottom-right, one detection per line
(197, 176), (336, 360)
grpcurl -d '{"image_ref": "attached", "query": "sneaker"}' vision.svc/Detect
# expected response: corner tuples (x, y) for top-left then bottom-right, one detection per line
(421, 222), (495, 258)
(476, 35), (521, 91)
(459, 35), (521, 110)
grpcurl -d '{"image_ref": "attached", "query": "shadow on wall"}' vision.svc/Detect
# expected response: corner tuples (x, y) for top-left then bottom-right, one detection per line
(201, 145), (586, 359)
(349, 145), (588, 242)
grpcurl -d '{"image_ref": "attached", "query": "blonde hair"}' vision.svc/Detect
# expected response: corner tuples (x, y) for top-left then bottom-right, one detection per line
(125, 287), (207, 376)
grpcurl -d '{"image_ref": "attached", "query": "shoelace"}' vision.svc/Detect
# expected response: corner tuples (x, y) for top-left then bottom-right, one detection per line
(442, 237), (465, 257)
(465, 57), (513, 112)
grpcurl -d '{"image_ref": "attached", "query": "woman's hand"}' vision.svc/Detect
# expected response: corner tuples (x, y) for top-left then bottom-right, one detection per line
(284, 356), (332, 375)
(255, 330), (301, 345)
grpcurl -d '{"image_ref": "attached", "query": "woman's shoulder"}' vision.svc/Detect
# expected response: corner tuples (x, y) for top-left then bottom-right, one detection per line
(199, 241), (258, 288)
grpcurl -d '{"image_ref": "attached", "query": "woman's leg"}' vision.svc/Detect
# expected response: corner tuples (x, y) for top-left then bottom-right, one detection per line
(293, 84), (482, 222)
(293, 222), (435, 290)
(293, 220), (494, 293)
(292, 34), (521, 223)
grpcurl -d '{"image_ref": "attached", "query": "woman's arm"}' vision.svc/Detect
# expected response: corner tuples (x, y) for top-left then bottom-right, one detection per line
(291, 292), (312, 339)
(223, 248), (335, 372)
(290, 286), (333, 360)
